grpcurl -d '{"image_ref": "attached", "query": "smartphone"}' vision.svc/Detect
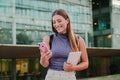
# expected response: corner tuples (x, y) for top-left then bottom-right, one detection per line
(38, 42), (49, 53)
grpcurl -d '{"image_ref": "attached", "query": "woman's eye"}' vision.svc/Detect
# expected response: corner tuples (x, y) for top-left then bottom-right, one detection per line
(58, 20), (61, 23)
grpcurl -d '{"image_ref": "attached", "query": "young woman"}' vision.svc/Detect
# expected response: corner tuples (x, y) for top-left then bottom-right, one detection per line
(39, 9), (88, 80)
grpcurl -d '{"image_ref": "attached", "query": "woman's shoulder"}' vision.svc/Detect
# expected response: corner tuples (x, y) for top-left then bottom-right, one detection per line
(78, 37), (86, 47)
(43, 35), (50, 40)
(79, 36), (84, 41)
(76, 35), (85, 43)
(43, 35), (52, 48)
(43, 34), (55, 42)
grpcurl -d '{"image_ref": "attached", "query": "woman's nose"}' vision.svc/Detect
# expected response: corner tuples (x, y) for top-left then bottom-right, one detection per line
(55, 22), (59, 27)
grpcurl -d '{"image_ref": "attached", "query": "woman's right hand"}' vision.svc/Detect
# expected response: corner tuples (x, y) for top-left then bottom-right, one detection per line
(40, 50), (52, 61)
(40, 50), (52, 67)
(39, 35), (51, 67)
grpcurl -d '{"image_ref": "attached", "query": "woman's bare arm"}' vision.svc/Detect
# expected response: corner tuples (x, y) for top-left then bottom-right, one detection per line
(73, 37), (89, 71)
(40, 35), (52, 67)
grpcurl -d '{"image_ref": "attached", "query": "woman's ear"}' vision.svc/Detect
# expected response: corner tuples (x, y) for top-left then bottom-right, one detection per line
(66, 18), (69, 24)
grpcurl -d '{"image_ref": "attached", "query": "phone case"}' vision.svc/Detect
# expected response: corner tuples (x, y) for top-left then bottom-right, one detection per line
(38, 42), (49, 53)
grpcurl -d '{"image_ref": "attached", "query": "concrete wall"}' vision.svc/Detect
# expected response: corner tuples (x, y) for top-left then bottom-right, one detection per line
(111, 0), (120, 48)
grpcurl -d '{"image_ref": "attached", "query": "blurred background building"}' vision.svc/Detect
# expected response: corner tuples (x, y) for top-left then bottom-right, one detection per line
(92, 0), (120, 48)
(0, 0), (120, 79)
(0, 0), (93, 78)
(0, 0), (93, 47)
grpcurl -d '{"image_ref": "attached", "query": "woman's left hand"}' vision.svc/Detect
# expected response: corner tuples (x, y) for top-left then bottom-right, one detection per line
(63, 62), (75, 71)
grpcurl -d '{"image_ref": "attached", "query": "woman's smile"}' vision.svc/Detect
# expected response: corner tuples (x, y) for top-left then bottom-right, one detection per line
(52, 15), (68, 34)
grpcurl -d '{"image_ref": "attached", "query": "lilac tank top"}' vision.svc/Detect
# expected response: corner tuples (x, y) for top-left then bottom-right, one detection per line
(50, 33), (70, 71)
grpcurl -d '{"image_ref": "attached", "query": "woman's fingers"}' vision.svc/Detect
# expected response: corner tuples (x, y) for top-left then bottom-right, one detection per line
(40, 50), (52, 61)
(63, 62), (74, 71)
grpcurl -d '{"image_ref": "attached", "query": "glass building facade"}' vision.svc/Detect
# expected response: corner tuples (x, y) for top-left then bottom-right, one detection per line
(0, 0), (93, 46)
(92, 0), (112, 47)
(111, 0), (120, 48)
(92, 0), (120, 48)
(0, 0), (93, 79)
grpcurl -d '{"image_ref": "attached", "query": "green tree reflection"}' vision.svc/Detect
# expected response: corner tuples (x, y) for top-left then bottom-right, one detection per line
(17, 33), (33, 44)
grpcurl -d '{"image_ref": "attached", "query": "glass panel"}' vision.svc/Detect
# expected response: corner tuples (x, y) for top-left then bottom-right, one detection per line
(0, 58), (41, 80)
(94, 35), (112, 47)
(0, 22), (12, 44)
(0, 59), (12, 80)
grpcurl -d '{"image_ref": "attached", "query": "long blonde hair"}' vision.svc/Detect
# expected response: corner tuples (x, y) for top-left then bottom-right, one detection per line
(51, 9), (80, 52)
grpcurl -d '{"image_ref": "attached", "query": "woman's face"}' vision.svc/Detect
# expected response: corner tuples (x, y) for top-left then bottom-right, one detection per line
(52, 15), (69, 34)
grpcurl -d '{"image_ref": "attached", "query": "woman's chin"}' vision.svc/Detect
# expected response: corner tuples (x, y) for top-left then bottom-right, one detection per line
(57, 30), (66, 34)
(57, 30), (62, 33)
(58, 32), (66, 34)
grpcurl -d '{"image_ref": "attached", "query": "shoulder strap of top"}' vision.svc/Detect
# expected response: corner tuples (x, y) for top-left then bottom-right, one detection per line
(49, 34), (54, 49)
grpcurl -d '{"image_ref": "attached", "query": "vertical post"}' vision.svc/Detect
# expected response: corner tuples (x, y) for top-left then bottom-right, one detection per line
(85, 32), (88, 47)
(59, 0), (62, 8)
(12, 0), (16, 44)
(100, 57), (109, 76)
(12, 59), (16, 80)
(0, 59), (2, 73)
(110, 0), (113, 48)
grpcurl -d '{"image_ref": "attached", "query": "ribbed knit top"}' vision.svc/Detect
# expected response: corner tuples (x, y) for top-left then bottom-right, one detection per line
(49, 33), (70, 71)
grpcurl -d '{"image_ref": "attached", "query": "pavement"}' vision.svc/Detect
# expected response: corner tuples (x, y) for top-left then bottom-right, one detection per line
(77, 74), (120, 80)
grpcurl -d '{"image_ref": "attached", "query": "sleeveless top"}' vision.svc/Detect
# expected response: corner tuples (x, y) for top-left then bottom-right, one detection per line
(49, 33), (70, 71)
